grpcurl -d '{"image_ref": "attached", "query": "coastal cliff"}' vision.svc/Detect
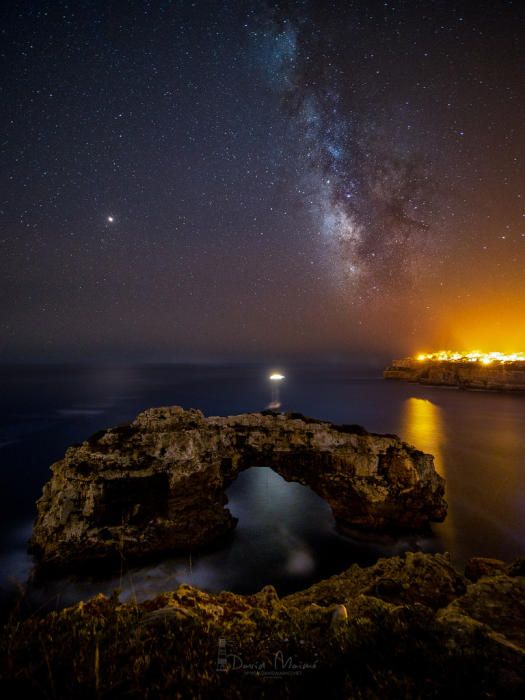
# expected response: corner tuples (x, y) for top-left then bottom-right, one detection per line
(29, 407), (446, 574)
(384, 358), (525, 391)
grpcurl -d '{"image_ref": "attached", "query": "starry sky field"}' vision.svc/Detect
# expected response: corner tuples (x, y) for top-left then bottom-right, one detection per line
(1, 0), (524, 363)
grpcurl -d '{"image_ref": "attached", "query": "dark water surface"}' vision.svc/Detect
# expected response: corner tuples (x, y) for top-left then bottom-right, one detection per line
(1, 364), (524, 609)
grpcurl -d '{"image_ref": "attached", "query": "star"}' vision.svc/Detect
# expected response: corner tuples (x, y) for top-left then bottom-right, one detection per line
(107, 216), (114, 223)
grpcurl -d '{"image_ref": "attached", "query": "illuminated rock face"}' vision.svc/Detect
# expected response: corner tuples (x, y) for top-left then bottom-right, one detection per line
(29, 407), (447, 574)
(384, 358), (525, 391)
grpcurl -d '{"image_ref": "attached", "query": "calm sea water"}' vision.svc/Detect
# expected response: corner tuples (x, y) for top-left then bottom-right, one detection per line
(1, 364), (524, 610)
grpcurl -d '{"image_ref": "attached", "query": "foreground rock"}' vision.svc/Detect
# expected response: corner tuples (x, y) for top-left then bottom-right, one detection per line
(384, 357), (525, 391)
(30, 407), (446, 573)
(2, 553), (524, 698)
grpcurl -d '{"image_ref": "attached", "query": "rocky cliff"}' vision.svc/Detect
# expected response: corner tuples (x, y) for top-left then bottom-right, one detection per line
(29, 407), (447, 573)
(384, 358), (525, 391)
(3, 553), (524, 698)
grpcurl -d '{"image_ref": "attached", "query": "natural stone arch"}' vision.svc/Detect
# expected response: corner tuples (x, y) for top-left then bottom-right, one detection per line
(30, 407), (447, 574)
(223, 447), (370, 535)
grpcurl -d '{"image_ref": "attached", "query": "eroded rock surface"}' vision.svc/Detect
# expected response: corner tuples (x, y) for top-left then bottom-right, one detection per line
(30, 407), (447, 573)
(3, 553), (524, 698)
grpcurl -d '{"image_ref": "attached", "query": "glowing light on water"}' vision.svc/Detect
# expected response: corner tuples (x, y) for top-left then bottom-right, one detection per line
(402, 398), (445, 477)
(268, 372), (285, 408)
(401, 398), (455, 552)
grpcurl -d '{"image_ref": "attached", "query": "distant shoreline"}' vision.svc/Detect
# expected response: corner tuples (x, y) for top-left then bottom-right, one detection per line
(384, 358), (525, 392)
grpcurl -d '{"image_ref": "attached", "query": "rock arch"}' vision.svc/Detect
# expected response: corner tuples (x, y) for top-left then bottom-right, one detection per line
(30, 407), (447, 574)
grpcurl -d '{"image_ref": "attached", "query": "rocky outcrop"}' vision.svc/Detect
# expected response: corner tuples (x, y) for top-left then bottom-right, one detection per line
(3, 553), (524, 698)
(384, 357), (525, 391)
(29, 407), (447, 573)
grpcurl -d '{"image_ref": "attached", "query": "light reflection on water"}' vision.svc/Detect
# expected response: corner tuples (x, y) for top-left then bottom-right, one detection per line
(402, 398), (446, 477)
(401, 398), (456, 553)
(397, 392), (525, 565)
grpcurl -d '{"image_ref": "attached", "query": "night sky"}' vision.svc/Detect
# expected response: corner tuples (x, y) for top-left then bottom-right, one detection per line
(1, 0), (524, 363)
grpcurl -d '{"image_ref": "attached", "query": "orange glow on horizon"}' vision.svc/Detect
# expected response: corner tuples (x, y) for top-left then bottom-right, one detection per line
(431, 297), (525, 359)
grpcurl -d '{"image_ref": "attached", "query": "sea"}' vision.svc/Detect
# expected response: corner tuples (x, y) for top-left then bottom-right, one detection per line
(1, 363), (524, 611)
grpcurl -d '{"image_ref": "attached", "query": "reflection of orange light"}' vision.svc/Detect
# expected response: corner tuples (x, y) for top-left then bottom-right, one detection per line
(402, 398), (445, 476)
(415, 350), (524, 364)
(401, 398), (455, 550)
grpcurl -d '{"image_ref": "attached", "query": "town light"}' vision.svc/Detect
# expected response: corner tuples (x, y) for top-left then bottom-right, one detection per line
(415, 351), (525, 364)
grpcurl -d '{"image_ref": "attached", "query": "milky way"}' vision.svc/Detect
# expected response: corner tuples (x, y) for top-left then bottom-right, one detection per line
(256, 4), (443, 299)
